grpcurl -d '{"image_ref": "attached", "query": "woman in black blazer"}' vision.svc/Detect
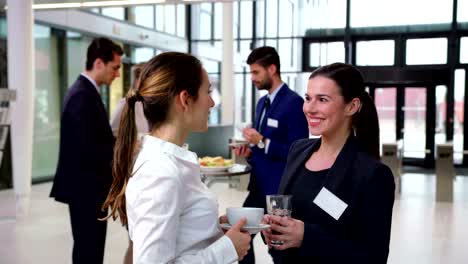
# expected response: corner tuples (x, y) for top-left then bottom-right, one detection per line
(263, 63), (395, 263)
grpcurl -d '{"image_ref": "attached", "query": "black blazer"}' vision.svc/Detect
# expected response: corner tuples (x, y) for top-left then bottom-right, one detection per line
(278, 136), (395, 263)
(50, 75), (114, 206)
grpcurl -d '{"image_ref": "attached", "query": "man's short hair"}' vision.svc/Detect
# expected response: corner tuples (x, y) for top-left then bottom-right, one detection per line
(246, 46), (281, 76)
(86, 37), (124, 70)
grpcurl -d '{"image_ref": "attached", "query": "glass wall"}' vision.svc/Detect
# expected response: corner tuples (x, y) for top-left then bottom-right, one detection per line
(32, 24), (61, 180)
(406, 38), (448, 65)
(309, 42), (345, 67)
(356, 40), (395, 66)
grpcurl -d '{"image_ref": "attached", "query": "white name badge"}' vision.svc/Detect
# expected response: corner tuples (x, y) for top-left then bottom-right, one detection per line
(313, 187), (348, 220)
(267, 118), (278, 128)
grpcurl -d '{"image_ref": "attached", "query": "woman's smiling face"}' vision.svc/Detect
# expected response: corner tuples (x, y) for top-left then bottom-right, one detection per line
(303, 76), (354, 137)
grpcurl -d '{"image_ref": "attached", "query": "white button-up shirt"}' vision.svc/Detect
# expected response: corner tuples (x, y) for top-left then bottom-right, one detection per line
(126, 135), (238, 264)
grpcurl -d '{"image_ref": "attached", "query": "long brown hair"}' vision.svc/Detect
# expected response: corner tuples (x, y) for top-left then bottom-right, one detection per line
(102, 52), (203, 226)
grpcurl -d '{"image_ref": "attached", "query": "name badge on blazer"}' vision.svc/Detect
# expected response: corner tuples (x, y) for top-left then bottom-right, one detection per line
(267, 118), (278, 128)
(313, 187), (348, 220)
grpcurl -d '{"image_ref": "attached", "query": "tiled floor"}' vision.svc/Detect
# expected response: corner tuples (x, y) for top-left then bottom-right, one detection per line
(1, 172), (468, 264)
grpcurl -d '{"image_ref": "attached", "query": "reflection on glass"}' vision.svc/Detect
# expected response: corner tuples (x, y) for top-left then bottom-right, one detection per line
(309, 42), (345, 67)
(454, 70), (465, 164)
(406, 38), (447, 65)
(375, 88), (396, 145)
(404, 88), (426, 158)
(351, 0), (452, 27)
(356, 40), (394, 66)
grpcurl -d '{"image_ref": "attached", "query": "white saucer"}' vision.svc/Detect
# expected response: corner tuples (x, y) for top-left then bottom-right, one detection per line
(220, 223), (270, 234)
(228, 142), (248, 147)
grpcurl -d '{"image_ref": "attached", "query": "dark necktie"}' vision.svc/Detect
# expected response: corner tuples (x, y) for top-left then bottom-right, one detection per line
(257, 97), (271, 132)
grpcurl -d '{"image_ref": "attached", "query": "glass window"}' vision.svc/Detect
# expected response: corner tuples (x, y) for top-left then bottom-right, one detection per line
(233, 1), (239, 40)
(33, 25), (61, 179)
(356, 40), (395, 66)
(255, 0), (265, 38)
(279, 0), (294, 37)
(265, 0), (278, 37)
(214, 3), (222, 40)
(66, 32), (92, 87)
(303, 0), (346, 30)
(279, 38), (293, 71)
(239, 40), (252, 63)
(351, 0), (452, 27)
(406, 38), (447, 65)
(177, 5), (186, 38)
(165, 5), (176, 35)
(133, 47), (154, 63)
(133, 6), (154, 29)
(458, 0), (468, 22)
(461, 37), (468, 64)
(101, 7), (125, 20)
(155, 6), (164, 32)
(240, 1), (252, 39)
(199, 12), (212, 40)
(309, 42), (345, 67)
(265, 39), (278, 49)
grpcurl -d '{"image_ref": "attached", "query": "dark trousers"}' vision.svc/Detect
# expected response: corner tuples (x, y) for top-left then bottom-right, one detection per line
(240, 190), (282, 264)
(69, 201), (108, 264)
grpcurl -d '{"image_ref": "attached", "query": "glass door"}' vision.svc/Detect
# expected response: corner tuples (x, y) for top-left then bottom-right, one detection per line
(371, 85), (436, 167)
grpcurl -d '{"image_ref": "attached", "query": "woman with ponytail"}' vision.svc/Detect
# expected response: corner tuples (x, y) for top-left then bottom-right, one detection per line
(102, 52), (251, 263)
(262, 63), (395, 263)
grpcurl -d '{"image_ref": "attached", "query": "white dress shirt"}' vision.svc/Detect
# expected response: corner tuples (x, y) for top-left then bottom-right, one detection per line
(126, 135), (238, 264)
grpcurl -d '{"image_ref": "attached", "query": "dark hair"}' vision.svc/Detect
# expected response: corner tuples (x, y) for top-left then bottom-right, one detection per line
(85, 37), (124, 70)
(102, 52), (203, 226)
(247, 46), (281, 77)
(309, 63), (380, 159)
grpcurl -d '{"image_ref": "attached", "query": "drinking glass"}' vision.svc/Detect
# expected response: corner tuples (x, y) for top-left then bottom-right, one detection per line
(266, 195), (292, 246)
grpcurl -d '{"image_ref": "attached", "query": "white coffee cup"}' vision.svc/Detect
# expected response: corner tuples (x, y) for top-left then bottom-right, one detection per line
(226, 207), (264, 227)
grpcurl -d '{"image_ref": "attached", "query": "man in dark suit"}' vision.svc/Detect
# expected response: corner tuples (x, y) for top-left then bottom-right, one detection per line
(50, 37), (123, 264)
(234, 46), (309, 264)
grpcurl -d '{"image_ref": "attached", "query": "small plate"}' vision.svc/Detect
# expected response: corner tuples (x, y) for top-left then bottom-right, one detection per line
(229, 142), (249, 147)
(231, 138), (249, 144)
(200, 164), (234, 172)
(220, 223), (270, 235)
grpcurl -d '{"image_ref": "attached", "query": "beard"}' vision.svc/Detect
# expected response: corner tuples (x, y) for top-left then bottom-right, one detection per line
(255, 76), (273, 91)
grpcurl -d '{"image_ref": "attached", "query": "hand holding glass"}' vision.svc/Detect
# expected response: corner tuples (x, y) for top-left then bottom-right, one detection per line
(266, 195), (292, 246)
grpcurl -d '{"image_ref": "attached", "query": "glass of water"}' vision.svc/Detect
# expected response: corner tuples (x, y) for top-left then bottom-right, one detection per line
(266, 195), (292, 246)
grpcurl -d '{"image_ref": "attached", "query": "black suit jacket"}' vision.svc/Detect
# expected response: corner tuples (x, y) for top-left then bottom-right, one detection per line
(51, 75), (114, 206)
(278, 136), (395, 263)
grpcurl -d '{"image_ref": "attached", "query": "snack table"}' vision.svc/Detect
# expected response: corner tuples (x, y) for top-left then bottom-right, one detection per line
(201, 164), (251, 188)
